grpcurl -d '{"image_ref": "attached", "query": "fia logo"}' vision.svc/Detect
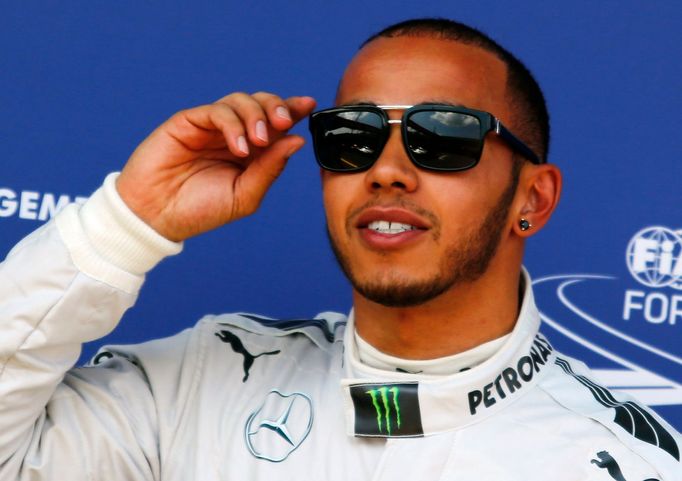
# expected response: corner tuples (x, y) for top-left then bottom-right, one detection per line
(624, 226), (682, 326)
(626, 226), (682, 290)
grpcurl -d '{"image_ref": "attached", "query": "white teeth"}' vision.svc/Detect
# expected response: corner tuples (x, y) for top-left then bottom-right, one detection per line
(367, 220), (417, 234)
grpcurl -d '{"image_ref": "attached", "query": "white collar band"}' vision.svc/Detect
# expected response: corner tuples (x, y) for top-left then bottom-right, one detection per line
(354, 329), (510, 375)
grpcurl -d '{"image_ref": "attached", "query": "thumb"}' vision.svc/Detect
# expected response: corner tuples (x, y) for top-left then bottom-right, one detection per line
(233, 134), (306, 216)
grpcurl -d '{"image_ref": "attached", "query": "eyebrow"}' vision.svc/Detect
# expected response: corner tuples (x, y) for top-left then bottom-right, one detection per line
(337, 99), (466, 108)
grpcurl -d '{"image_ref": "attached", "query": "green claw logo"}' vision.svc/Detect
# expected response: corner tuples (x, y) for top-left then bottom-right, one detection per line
(366, 386), (401, 434)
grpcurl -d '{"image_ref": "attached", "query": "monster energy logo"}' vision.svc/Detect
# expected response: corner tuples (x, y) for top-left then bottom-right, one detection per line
(349, 382), (424, 437)
(366, 386), (401, 434)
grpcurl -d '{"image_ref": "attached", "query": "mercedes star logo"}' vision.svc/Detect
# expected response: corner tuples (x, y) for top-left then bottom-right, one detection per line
(244, 390), (314, 462)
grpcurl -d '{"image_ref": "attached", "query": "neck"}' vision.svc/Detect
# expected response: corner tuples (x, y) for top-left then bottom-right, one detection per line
(353, 256), (523, 360)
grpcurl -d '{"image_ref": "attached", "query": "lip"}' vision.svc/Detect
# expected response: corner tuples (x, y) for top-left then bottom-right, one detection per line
(355, 207), (431, 230)
(354, 206), (431, 250)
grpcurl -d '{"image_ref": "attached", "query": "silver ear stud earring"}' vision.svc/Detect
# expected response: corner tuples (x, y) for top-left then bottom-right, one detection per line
(519, 218), (532, 231)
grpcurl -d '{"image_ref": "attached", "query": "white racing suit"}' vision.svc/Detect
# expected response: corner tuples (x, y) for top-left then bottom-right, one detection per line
(1, 175), (680, 481)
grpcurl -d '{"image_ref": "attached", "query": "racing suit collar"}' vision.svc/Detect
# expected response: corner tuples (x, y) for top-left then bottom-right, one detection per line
(340, 267), (556, 437)
(354, 328), (510, 375)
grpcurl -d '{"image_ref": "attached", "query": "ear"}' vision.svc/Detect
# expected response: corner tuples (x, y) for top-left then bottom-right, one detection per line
(512, 163), (562, 237)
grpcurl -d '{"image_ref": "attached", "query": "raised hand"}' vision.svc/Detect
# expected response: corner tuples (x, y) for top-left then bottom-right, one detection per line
(116, 92), (316, 241)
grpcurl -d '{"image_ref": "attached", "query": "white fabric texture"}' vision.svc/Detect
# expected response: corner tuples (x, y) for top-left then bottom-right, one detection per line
(0, 191), (680, 480)
(80, 172), (183, 275)
(354, 329), (510, 375)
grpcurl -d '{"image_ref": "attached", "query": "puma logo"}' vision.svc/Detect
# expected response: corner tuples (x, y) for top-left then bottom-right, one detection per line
(215, 330), (280, 382)
(590, 451), (660, 481)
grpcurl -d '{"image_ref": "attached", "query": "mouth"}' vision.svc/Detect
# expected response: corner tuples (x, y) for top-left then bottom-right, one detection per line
(366, 220), (419, 235)
(356, 206), (430, 230)
(354, 207), (431, 249)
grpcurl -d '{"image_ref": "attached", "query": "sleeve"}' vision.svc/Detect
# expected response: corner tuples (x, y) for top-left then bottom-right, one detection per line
(0, 173), (182, 480)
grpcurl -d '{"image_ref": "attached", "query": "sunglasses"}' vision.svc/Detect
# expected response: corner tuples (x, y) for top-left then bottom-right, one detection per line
(308, 104), (543, 172)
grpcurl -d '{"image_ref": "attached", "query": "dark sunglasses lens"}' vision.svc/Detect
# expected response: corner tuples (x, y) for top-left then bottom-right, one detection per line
(312, 110), (385, 171)
(406, 111), (483, 170)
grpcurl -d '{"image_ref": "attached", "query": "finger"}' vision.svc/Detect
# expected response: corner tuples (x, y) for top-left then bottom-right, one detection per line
(233, 135), (306, 216)
(215, 92), (271, 148)
(251, 91), (297, 132)
(170, 104), (250, 157)
(283, 96), (317, 123)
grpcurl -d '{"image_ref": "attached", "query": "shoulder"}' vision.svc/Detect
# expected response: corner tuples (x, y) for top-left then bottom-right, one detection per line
(535, 352), (681, 478)
(79, 310), (349, 414)
(86, 310), (349, 368)
(199, 310), (348, 351)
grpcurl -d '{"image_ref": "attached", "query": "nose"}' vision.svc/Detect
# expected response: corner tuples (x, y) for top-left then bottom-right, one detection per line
(364, 127), (419, 193)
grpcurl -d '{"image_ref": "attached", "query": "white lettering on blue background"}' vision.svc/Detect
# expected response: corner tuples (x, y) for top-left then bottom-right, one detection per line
(623, 289), (682, 326)
(0, 188), (86, 221)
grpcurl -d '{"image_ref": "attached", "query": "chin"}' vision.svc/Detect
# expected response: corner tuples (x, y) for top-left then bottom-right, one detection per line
(351, 269), (455, 308)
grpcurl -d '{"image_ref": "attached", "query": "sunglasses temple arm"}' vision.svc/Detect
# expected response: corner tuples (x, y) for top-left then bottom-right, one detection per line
(494, 120), (543, 165)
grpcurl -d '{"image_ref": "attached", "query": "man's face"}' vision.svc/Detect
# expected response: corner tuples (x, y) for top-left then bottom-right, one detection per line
(322, 36), (520, 307)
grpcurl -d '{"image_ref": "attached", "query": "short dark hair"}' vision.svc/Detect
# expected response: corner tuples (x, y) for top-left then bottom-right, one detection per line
(362, 18), (550, 163)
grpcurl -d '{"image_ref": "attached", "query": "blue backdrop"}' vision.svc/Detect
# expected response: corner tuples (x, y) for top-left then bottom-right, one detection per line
(1, 1), (681, 430)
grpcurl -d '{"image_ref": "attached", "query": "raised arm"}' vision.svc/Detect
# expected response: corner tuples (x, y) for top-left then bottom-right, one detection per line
(0, 92), (315, 479)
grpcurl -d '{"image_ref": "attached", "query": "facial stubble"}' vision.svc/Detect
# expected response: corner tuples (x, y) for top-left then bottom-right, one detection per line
(326, 162), (521, 307)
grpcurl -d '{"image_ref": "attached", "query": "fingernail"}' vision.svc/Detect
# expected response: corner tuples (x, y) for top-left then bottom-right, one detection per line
(237, 136), (249, 154)
(255, 120), (268, 142)
(286, 144), (301, 158)
(276, 106), (291, 121)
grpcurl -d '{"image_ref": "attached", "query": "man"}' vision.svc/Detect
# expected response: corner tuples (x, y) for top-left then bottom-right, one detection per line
(0, 18), (680, 481)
